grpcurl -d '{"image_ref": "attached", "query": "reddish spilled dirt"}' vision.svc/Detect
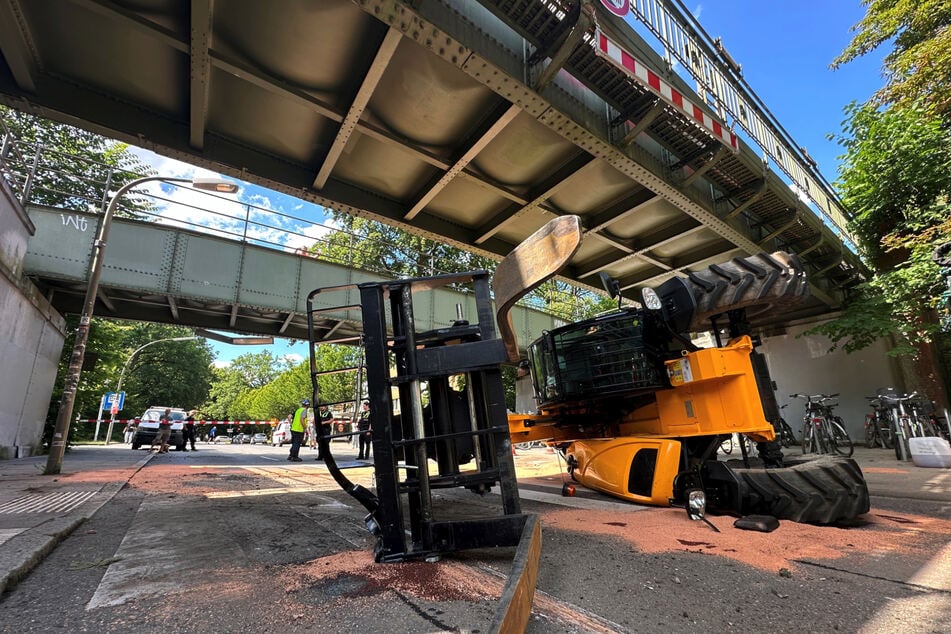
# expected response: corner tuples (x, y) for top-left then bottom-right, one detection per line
(539, 506), (951, 573)
(116, 458), (951, 615)
(126, 464), (259, 495)
(279, 550), (499, 603)
(862, 467), (911, 474)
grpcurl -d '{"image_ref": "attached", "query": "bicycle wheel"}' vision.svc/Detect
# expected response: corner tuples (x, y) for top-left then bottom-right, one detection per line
(781, 419), (799, 446)
(829, 418), (854, 457)
(801, 423), (814, 454)
(811, 419), (830, 454)
(880, 418), (894, 449)
(864, 416), (877, 448)
(893, 418), (907, 460)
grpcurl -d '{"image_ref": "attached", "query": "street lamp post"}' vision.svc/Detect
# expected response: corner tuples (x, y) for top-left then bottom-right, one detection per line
(44, 175), (238, 475)
(103, 336), (199, 446)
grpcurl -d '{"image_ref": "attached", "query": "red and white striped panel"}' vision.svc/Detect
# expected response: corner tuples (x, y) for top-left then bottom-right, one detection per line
(594, 30), (738, 152)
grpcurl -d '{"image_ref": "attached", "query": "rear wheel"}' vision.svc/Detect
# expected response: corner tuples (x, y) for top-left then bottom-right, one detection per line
(682, 252), (809, 331)
(732, 456), (870, 524)
(881, 420), (895, 449)
(777, 418), (797, 447)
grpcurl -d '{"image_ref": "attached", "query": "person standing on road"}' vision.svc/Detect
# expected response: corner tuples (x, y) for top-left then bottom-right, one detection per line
(316, 404), (332, 461)
(183, 410), (198, 451)
(150, 408), (172, 453)
(209, 425), (216, 444)
(288, 399), (308, 462)
(123, 421), (135, 444)
(357, 400), (372, 460)
(307, 406), (318, 452)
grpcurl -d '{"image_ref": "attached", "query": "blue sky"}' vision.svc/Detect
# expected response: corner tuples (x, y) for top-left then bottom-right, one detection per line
(132, 2), (886, 367)
(685, 1), (885, 183)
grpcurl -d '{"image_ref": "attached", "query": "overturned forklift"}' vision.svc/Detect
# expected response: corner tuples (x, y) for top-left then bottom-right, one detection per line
(509, 232), (870, 524)
(303, 215), (581, 566)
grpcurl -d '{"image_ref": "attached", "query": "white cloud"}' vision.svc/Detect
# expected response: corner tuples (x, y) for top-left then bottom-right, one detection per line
(282, 353), (304, 365)
(124, 146), (339, 254)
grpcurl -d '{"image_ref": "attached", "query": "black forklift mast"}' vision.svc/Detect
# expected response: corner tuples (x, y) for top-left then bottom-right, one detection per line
(306, 271), (527, 563)
(304, 216), (581, 562)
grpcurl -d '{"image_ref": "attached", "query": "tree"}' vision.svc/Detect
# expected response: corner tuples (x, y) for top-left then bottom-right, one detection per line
(811, 4), (951, 401)
(0, 106), (154, 218)
(215, 345), (362, 422)
(110, 323), (215, 417)
(45, 319), (215, 444)
(318, 212), (497, 278)
(832, 0), (951, 118)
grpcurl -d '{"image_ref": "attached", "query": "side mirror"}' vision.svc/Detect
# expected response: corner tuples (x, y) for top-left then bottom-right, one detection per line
(685, 487), (720, 531)
(599, 272), (622, 310)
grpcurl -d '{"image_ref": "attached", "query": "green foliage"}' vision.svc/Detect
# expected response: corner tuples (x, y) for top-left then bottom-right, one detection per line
(813, 8), (951, 366)
(318, 212), (497, 277)
(46, 320), (215, 444)
(832, 0), (951, 117)
(215, 345), (362, 422)
(0, 106), (155, 218)
(810, 101), (951, 354)
(113, 323), (215, 415)
(833, 102), (951, 264)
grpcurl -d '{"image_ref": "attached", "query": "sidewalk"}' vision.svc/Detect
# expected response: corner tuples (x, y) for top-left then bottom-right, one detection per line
(0, 444), (152, 595)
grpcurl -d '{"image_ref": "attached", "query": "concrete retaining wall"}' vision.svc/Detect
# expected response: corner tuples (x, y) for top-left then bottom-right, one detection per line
(0, 178), (65, 458)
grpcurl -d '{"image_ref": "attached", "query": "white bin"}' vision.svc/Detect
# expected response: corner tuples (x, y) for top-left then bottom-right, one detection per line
(908, 436), (951, 468)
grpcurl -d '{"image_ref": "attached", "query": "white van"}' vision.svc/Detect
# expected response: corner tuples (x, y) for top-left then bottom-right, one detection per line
(271, 421), (292, 447)
(132, 406), (187, 450)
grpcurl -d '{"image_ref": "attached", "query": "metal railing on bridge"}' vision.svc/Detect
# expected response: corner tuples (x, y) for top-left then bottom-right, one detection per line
(619, 0), (854, 249)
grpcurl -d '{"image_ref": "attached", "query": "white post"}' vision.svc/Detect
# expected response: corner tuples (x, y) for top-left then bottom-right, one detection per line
(93, 394), (105, 441)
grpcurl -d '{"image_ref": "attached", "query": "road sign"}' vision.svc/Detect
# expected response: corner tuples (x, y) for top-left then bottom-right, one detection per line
(105, 391), (125, 411)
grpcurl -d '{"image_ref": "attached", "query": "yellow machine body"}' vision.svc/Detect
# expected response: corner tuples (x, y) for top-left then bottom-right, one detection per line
(509, 336), (774, 505)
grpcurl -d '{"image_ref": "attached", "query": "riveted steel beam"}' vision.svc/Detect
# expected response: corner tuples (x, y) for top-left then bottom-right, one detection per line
(189, 0), (213, 150)
(474, 153), (594, 244)
(314, 28), (402, 191)
(0, 0), (38, 92)
(405, 102), (520, 220)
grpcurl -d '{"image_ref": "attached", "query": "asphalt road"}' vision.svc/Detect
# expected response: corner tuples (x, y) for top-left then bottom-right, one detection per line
(0, 442), (949, 633)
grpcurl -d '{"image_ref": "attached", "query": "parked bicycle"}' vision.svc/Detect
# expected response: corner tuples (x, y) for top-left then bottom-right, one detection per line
(774, 404), (798, 447)
(791, 393), (853, 457)
(863, 396), (894, 449)
(878, 390), (940, 461)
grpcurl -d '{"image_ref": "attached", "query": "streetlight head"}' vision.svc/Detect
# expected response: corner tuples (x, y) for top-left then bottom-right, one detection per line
(191, 177), (239, 194)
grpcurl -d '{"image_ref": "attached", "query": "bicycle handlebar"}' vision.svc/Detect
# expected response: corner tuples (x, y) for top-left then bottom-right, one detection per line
(789, 393), (838, 401)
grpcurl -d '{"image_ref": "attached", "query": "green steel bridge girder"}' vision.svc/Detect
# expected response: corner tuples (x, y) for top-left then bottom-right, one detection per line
(23, 206), (564, 349)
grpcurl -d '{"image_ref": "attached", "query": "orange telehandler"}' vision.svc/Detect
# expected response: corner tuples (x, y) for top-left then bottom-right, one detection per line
(509, 242), (869, 524)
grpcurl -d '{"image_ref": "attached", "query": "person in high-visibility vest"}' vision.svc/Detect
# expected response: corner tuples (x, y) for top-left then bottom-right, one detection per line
(287, 399), (308, 462)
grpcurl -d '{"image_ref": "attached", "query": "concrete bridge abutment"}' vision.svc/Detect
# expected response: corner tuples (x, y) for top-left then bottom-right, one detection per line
(0, 178), (65, 458)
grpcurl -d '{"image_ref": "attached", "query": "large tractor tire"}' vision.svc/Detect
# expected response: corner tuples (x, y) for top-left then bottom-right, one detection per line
(684, 252), (809, 331)
(730, 456), (870, 524)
